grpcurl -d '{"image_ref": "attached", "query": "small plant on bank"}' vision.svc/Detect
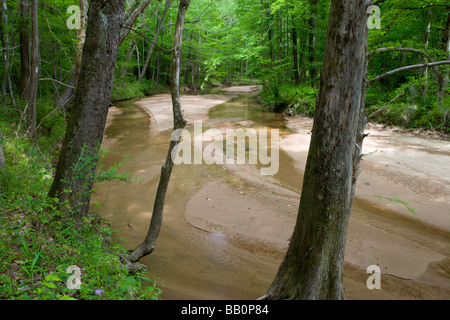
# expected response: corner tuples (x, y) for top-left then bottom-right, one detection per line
(0, 134), (161, 300)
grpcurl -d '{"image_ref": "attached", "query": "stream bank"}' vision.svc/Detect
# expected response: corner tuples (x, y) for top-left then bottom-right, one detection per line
(93, 86), (450, 299)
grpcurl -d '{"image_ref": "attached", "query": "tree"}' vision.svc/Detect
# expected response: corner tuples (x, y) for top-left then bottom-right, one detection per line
(48, 0), (126, 219)
(19, 0), (30, 100)
(26, 0), (39, 141)
(307, 0), (318, 85)
(139, 0), (173, 83)
(120, 0), (153, 45)
(126, 0), (191, 267)
(261, 0), (370, 300)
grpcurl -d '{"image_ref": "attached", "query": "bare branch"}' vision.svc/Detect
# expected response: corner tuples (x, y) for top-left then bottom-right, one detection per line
(39, 78), (74, 89)
(368, 47), (445, 88)
(369, 61), (450, 84)
(120, 0), (153, 45)
(368, 91), (405, 119)
(122, 26), (174, 52)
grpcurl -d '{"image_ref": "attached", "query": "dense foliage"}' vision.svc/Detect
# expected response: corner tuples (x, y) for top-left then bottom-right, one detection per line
(0, 118), (160, 299)
(1, 0), (448, 138)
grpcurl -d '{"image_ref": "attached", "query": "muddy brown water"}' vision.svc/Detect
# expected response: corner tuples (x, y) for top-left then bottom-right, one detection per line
(93, 93), (450, 300)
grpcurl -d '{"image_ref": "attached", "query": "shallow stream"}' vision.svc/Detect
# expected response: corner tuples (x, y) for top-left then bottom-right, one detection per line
(93, 91), (450, 300)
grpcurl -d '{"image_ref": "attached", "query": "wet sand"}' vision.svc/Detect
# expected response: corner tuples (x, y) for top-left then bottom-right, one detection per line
(94, 86), (450, 300)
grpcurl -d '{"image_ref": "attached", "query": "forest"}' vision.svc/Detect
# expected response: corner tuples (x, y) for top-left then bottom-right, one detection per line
(0, 0), (449, 302)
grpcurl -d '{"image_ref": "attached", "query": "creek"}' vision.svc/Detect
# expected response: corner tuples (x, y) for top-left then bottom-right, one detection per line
(93, 89), (450, 300)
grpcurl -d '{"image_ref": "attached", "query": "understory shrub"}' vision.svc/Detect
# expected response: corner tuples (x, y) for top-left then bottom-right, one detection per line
(0, 134), (160, 300)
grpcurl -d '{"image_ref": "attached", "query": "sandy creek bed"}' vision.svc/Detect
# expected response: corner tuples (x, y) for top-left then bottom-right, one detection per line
(94, 86), (450, 300)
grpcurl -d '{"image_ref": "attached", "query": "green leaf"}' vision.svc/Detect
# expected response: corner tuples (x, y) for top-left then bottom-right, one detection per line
(45, 274), (61, 282)
(58, 295), (77, 300)
(42, 281), (57, 289)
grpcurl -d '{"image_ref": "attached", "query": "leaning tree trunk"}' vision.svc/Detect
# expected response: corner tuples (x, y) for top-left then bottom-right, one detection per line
(127, 0), (190, 265)
(48, 0), (126, 219)
(262, 0), (370, 300)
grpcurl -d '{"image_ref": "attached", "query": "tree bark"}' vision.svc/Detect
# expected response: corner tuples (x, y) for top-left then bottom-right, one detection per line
(441, 10), (450, 126)
(0, 0), (15, 106)
(19, 0), (30, 100)
(308, 0), (318, 85)
(127, 0), (190, 265)
(262, 0), (369, 300)
(48, 0), (126, 219)
(26, 0), (39, 140)
(0, 134), (5, 169)
(422, 9), (431, 97)
(74, 0), (88, 88)
(291, 23), (299, 86)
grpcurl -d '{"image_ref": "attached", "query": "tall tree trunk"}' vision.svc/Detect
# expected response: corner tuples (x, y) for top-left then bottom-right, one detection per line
(0, 0), (15, 106)
(308, 0), (318, 85)
(139, 0), (172, 83)
(261, 0), (274, 65)
(291, 23), (299, 86)
(299, 31), (306, 82)
(121, 35), (135, 83)
(0, 134), (5, 169)
(74, 0), (88, 88)
(54, 0), (88, 110)
(127, 0), (190, 265)
(27, 0), (39, 140)
(19, 0), (30, 100)
(422, 9), (431, 98)
(441, 9), (450, 127)
(48, 0), (126, 219)
(261, 0), (369, 300)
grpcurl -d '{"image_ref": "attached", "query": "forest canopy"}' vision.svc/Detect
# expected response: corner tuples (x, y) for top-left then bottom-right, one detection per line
(1, 0), (449, 151)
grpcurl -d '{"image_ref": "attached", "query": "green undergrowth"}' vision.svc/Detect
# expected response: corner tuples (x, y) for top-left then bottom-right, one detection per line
(258, 83), (318, 115)
(112, 79), (167, 102)
(0, 132), (161, 300)
(258, 82), (449, 132)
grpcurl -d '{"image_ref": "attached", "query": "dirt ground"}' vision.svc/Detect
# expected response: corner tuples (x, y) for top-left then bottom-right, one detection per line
(113, 86), (450, 299)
